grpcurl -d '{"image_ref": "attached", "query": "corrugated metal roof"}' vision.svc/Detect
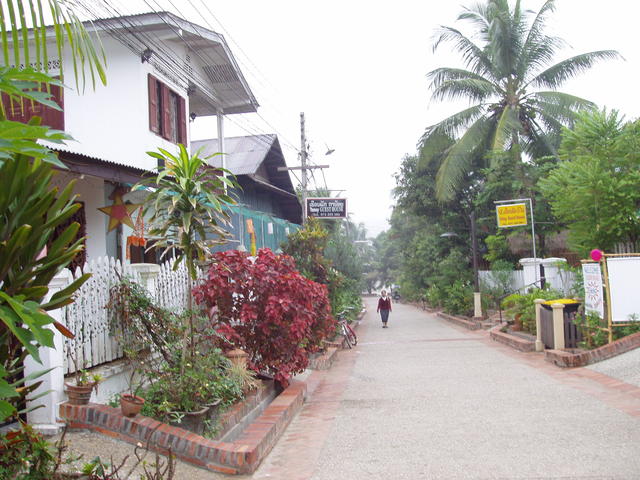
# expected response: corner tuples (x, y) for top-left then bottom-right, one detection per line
(191, 134), (277, 176)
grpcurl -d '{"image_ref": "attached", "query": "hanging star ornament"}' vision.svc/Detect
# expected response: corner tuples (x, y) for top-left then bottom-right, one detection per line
(98, 192), (142, 232)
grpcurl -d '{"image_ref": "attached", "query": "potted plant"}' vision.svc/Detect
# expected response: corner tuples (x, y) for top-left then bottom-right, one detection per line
(119, 367), (145, 417)
(64, 369), (103, 405)
(120, 392), (145, 418)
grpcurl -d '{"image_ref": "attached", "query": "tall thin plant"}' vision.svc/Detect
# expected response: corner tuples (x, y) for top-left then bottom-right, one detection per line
(134, 145), (237, 371)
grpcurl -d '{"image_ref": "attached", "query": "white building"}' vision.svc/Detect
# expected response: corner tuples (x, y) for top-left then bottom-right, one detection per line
(2, 11), (261, 433)
(3, 11), (259, 265)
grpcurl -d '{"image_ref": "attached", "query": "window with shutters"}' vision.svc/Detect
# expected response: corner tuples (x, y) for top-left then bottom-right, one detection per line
(148, 74), (186, 145)
(1, 83), (64, 130)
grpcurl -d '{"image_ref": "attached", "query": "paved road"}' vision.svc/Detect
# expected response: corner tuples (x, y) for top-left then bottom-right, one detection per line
(251, 298), (640, 480)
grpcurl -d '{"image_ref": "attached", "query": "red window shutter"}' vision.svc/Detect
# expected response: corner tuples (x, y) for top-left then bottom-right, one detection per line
(161, 84), (172, 141)
(148, 74), (159, 134)
(178, 96), (187, 145)
(2, 83), (63, 129)
(45, 84), (64, 130)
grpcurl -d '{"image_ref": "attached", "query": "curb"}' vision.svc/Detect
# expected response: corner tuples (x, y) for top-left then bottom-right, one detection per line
(59, 380), (306, 474)
(308, 347), (338, 370)
(489, 323), (536, 352)
(436, 311), (481, 331)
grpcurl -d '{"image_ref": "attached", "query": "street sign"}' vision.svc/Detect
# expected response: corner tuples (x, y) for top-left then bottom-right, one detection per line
(306, 198), (347, 219)
(496, 203), (527, 228)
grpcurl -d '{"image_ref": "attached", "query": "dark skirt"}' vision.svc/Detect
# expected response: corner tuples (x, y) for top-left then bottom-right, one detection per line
(380, 309), (390, 322)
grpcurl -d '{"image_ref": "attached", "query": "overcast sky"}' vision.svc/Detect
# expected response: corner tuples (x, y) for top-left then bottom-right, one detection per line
(137, 1), (640, 237)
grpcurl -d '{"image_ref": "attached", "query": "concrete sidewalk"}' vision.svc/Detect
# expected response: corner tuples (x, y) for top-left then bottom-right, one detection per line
(253, 298), (640, 479)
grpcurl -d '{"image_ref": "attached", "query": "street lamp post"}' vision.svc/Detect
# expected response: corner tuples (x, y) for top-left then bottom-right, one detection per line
(470, 211), (482, 320)
(441, 211), (483, 320)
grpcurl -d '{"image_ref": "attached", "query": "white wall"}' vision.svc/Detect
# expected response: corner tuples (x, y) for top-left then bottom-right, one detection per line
(50, 171), (107, 261)
(60, 37), (190, 171)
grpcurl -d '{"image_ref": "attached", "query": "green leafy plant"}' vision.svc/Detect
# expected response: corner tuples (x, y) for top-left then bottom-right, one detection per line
(502, 288), (562, 334)
(540, 110), (640, 256)
(0, 155), (90, 421)
(140, 349), (242, 423)
(425, 284), (445, 308)
(134, 145), (237, 372)
(442, 280), (474, 317)
(0, 423), (55, 479)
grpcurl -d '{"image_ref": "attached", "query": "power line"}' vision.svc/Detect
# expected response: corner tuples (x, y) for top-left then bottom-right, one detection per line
(80, 0), (290, 157)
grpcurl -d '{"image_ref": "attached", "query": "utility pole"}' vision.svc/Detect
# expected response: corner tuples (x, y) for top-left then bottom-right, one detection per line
(278, 112), (330, 223)
(300, 112), (308, 220)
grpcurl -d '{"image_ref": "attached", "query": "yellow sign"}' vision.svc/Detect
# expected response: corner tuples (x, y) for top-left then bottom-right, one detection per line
(496, 203), (527, 228)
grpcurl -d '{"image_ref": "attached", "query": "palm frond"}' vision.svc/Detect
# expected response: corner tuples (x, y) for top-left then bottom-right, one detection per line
(517, 0), (564, 77)
(417, 130), (455, 170)
(529, 50), (621, 89)
(435, 117), (493, 201)
(525, 117), (561, 157)
(427, 67), (494, 89)
(1, 0), (106, 91)
(432, 26), (495, 79)
(458, 2), (491, 40)
(487, 0), (525, 77)
(420, 104), (487, 143)
(491, 105), (521, 150)
(431, 77), (498, 104)
(528, 91), (596, 128)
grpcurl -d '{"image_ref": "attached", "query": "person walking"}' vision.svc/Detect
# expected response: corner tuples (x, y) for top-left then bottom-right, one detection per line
(377, 290), (392, 328)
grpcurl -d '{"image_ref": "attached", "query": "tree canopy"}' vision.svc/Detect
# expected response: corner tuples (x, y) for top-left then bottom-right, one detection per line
(422, 0), (619, 201)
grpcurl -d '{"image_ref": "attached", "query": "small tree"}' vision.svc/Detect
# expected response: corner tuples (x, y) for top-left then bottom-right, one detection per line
(134, 146), (237, 369)
(540, 110), (640, 256)
(193, 249), (335, 386)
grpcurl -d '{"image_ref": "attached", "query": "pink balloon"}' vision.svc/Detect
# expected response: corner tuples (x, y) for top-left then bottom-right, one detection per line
(590, 249), (603, 262)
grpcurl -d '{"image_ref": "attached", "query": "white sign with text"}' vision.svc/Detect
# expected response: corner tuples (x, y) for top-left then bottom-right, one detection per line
(582, 262), (604, 319)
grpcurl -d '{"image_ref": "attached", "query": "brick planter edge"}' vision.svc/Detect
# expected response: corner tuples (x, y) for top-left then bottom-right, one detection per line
(436, 312), (481, 331)
(489, 323), (536, 352)
(545, 331), (640, 368)
(59, 380), (306, 475)
(308, 347), (338, 370)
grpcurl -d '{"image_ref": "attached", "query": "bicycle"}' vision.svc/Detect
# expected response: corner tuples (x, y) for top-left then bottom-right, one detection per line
(336, 309), (357, 348)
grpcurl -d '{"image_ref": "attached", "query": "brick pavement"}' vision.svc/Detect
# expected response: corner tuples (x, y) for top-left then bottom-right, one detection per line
(250, 298), (640, 479)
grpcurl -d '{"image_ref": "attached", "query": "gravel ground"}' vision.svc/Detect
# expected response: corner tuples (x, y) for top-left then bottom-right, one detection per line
(586, 346), (640, 387)
(51, 429), (238, 480)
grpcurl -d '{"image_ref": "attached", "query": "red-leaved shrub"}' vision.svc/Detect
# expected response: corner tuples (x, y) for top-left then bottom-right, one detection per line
(193, 248), (335, 386)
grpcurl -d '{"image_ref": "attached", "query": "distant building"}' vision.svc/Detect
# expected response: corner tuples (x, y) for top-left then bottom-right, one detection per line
(192, 134), (302, 252)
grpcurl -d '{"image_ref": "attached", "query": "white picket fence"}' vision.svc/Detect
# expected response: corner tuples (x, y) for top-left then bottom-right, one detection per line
(479, 268), (577, 296)
(63, 257), (191, 375)
(479, 269), (526, 293)
(154, 261), (191, 312)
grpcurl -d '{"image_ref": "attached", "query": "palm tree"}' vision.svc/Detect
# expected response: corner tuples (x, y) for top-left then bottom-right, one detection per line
(422, 0), (620, 201)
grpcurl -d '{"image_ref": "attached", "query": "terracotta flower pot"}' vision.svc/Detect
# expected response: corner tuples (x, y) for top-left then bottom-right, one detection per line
(64, 382), (95, 405)
(120, 394), (145, 417)
(225, 348), (248, 367)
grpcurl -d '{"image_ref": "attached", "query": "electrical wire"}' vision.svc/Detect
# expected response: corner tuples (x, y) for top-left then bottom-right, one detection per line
(76, 0), (289, 158)
(72, 1), (309, 186)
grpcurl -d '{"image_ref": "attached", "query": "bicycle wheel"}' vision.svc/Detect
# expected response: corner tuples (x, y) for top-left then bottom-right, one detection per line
(342, 324), (353, 349)
(345, 324), (357, 347)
